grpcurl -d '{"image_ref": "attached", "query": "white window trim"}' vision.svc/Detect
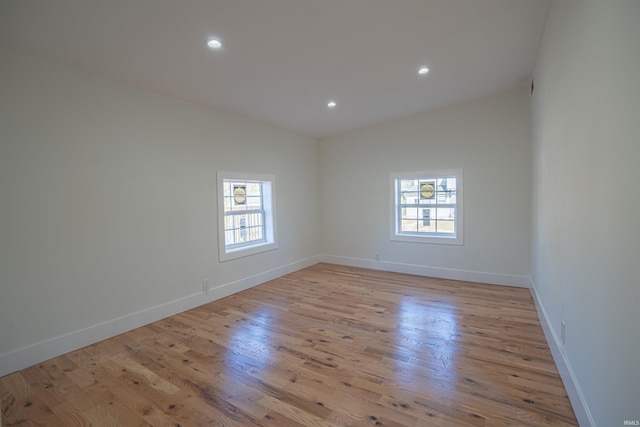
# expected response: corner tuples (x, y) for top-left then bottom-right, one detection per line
(390, 169), (464, 245)
(217, 171), (278, 262)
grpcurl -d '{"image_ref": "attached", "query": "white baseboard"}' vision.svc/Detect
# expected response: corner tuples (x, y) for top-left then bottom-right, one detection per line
(319, 254), (530, 288)
(0, 255), (321, 377)
(529, 276), (595, 427)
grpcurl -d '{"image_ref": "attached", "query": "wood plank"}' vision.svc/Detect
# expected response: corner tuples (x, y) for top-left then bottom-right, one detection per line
(0, 263), (578, 426)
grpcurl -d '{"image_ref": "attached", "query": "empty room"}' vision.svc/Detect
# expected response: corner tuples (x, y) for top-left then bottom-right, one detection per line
(1, 1), (638, 426)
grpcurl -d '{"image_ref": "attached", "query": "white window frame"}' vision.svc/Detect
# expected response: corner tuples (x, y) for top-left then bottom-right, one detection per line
(217, 171), (278, 262)
(390, 169), (464, 245)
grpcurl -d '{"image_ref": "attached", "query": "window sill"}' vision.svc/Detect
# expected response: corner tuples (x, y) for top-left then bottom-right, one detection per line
(391, 233), (463, 246)
(219, 241), (278, 262)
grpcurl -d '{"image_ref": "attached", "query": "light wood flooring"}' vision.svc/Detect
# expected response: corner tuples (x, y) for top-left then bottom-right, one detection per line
(0, 263), (578, 426)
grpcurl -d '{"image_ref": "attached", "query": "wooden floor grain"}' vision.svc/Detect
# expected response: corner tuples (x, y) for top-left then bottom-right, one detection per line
(0, 263), (578, 426)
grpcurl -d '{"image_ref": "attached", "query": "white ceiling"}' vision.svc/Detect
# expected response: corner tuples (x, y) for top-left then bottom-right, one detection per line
(0, 0), (550, 138)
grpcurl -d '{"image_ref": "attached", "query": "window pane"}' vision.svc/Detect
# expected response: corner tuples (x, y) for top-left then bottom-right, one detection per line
(436, 219), (455, 233)
(225, 230), (234, 245)
(247, 212), (263, 227)
(436, 207), (455, 220)
(417, 207), (435, 232)
(401, 219), (418, 233)
(418, 180), (436, 202)
(438, 178), (456, 191)
(224, 210), (266, 248)
(419, 197), (436, 205)
(246, 182), (261, 196)
(402, 207), (419, 220)
(400, 179), (418, 191)
(246, 195), (262, 210)
(233, 228), (244, 243)
(437, 190), (456, 204)
(247, 225), (263, 241)
(418, 222), (435, 233)
(401, 191), (419, 205)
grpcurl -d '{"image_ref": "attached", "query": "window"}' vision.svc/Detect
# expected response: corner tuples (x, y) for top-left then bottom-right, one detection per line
(217, 172), (277, 261)
(390, 169), (463, 245)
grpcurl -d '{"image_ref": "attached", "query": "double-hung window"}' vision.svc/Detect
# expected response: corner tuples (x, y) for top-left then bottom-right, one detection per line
(391, 169), (463, 245)
(217, 172), (277, 261)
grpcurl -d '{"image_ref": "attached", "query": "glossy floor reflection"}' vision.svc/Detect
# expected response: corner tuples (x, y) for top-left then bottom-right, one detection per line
(226, 308), (276, 372)
(396, 298), (459, 396)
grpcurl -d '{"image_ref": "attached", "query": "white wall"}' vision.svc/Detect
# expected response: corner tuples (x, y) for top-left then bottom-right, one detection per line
(0, 48), (320, 374)
(531, 1), (640, 425)
(319, 88), (532, 285)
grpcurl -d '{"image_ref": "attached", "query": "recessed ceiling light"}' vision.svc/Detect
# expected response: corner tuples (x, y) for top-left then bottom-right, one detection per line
(327, 101), (337, 108)
(418, 66), (430, 75)
(207, 39), (222, 49)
